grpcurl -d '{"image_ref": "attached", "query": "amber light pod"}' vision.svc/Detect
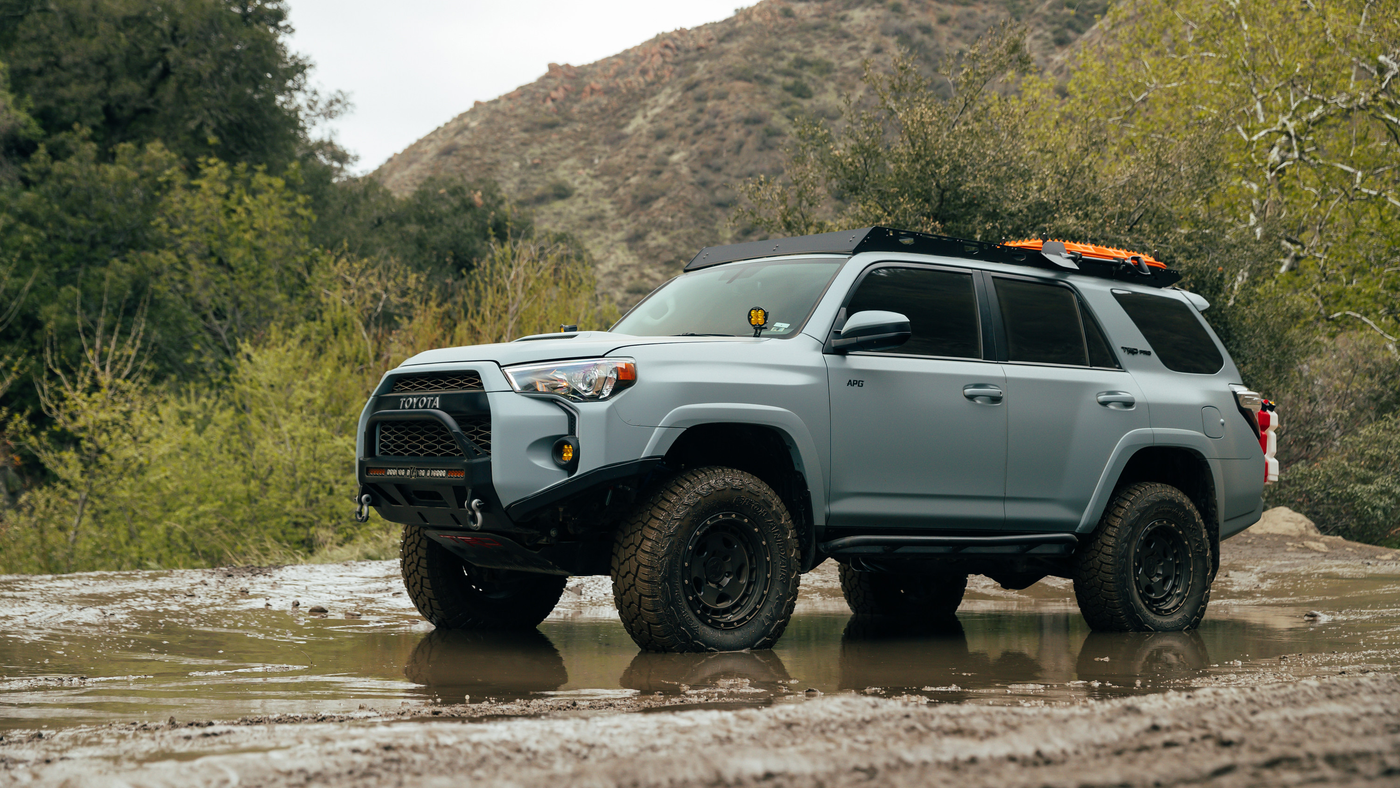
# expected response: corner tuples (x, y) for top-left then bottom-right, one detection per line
(552, 437), (580, 472)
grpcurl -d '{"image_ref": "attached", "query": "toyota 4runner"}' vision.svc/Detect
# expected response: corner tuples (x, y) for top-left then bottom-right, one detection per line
(355, 227), (1274, 652)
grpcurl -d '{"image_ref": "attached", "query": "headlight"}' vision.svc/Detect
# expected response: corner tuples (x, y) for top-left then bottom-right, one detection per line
(504, 358), (637, 401)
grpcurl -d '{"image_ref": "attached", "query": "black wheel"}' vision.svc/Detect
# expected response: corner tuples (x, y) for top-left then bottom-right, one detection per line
(838, 563), (967, 619)
(1073, 482), (1213, 632)
(611, 467), (800, 652)
(400, 525), (566, 630)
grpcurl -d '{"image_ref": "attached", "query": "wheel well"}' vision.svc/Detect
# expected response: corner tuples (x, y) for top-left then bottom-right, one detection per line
(663, 423), (816, 569)
(1115, 447), (1219, 573)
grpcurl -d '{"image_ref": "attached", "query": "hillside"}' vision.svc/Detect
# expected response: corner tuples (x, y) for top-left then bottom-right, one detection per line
(373, 0), (1106, 302)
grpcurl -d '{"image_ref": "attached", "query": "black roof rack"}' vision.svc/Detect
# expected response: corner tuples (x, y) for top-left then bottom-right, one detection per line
(684, 226), (1182, 287)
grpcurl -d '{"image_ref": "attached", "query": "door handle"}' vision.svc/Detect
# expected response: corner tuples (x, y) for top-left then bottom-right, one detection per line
(1096, 391), (1136, 410)
(962, 384), (1003, 404)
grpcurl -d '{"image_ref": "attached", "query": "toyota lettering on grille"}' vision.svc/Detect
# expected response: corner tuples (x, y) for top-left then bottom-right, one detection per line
(399, 395), (441, 409)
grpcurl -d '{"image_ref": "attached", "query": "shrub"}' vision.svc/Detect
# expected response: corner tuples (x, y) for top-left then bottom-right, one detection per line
(1270, 414), (1400, 546)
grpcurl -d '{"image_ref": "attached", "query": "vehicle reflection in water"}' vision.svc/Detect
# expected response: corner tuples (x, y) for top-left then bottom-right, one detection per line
(833, 613), (1211, 702)
(620, 650), (792, 695)
(4, 598), (1384, 730)
(404, 629), (568, 703)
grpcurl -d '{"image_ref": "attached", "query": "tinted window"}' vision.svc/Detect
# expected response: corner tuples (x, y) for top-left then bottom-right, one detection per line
(1081, 302), (1120, 369)
(1112, 292), (1224, 374)
(994, 278), (1088, 366)
(845, 267), (980, 358)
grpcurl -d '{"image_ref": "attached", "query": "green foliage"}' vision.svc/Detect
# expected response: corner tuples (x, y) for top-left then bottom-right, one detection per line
(143, 157), (319, 366)
(0, 0), (342, 170)
(0, 139), (321, 389)
(1270, 414), (1400, 546)
(310, 175), (527, 281)
(1063, 0), (1400, 338)
(0, 58), (39, 182)
(0, 0), (619, 575)
(458, 235), (621, 344)
(0, 235), (614, 573)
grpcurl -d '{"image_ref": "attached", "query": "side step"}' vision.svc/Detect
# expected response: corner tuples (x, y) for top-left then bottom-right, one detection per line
(820, 533), (1078, 558)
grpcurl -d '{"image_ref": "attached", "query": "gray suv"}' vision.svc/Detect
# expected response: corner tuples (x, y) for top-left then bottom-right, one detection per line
(355, 227), (1269, 653)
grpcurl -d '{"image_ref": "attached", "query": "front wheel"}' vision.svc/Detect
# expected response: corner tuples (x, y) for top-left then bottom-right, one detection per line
(611, 467), (800, 652)
(1072, 482), (1213, 632)
(400, 525), (567, 630)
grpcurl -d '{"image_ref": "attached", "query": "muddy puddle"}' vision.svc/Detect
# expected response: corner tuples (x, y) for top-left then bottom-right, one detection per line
(4, 535), (1399, 733)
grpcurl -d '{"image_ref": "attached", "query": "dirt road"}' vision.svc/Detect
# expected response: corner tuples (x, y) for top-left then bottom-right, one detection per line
(2, 509), (1399, 786)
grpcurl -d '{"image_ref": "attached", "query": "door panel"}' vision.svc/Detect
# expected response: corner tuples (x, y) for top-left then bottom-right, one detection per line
(1001, 364), (1148, 531)
(988, 274), (1148, 532)
(826, 354), (1007, 531)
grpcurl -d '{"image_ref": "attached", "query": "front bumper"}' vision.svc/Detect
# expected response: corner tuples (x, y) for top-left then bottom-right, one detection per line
(357, 369), (665, 573)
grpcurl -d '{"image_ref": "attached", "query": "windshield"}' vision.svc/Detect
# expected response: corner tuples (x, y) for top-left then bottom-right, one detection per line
(612, 257), (844, 337)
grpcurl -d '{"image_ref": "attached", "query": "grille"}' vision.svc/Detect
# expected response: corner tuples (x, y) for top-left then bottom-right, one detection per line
(391, 371), (484, 394)
(454, 416), (492, 453)
(377, 421), (464, 458)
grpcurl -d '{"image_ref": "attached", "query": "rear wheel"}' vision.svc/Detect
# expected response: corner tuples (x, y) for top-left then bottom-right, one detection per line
(400, 525), (566, 630)
(611, 467), (800, 652)
(1073, 482), (1212, 632)
(838, 563), (967, 619)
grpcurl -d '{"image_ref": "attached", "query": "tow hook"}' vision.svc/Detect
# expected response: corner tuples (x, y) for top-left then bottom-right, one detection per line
(354, 492), (372, 523)
(467, 499), (484, 530)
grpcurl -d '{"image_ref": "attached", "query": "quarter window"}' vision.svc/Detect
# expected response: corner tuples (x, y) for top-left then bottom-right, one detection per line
(845, 267), (981, 358)
(1112, 292), (1224, 374)
(994, 278), (1089, 366)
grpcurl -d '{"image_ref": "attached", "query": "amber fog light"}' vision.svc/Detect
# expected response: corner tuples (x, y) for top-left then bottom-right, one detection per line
(552, 437), (580, 472)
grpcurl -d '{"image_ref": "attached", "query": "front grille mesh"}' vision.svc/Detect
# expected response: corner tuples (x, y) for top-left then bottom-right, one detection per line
(391, 371), (484, 393)
(378, 422), (464, 458)
(454, 416), (492, 453)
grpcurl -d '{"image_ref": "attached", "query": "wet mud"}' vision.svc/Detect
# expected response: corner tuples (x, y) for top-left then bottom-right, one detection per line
(2, 528), (1399, 785)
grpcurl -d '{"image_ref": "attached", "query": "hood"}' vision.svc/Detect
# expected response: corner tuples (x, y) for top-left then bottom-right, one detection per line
(399, 331), (745, 368)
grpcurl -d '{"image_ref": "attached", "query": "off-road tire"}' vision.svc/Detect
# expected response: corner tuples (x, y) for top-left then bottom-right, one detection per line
(838, 564), (968, 619)
(1073, 482), (1213, 632)
(611, 467), (800, 652)
(400, 525), (566, 630)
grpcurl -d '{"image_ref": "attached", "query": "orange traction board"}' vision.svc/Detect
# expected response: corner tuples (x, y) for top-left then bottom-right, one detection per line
(1004, 239), (1166, 269)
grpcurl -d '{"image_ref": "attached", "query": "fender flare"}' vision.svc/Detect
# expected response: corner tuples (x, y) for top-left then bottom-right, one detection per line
(641, 403), (827, 526)
(1075, 428), (1224, 535)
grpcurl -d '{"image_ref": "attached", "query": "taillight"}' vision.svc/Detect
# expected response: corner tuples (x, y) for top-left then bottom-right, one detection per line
(1230, 385), (1262, 440)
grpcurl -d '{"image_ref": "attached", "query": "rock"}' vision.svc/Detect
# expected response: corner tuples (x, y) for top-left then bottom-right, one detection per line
(345, 611), (362, 619)
(1251, 507), (1321, 537)
(1303, 540), (1330, 553)
(804, 688), (822, 697)
(291, 600), (300, 608)
(308, 605), (328, 614)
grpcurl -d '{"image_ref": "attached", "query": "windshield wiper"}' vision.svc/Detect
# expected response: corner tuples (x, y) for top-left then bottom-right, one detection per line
(672, 333), (735, 337)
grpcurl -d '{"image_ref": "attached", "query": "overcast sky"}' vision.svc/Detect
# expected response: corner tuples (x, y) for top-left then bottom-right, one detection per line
(286, 0), (750, 175)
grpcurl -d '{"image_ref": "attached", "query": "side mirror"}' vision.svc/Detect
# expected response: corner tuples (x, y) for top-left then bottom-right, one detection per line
(830, 310), (911, 353)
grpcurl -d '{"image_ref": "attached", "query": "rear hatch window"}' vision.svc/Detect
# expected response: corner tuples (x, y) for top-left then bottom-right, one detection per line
(1112, 291), (1224, 374)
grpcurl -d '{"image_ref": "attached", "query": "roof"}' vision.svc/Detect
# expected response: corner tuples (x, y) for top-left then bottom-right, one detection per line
(684, 226), (1182, 288)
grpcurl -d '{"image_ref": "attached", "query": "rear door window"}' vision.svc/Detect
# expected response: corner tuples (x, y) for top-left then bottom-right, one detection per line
(845, 266), (981, 358)
(993, 278), (1088, 366)
(1112, 292), (1224, 374)
(1081, 301), (1121, 369)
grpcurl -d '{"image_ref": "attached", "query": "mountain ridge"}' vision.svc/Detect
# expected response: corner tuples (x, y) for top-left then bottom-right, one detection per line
(373, 0), (1106, 300)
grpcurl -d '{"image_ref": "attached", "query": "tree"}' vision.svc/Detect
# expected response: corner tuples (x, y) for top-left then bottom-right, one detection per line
(0, 0), (344, 171)
(311, 175), (529, 281)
